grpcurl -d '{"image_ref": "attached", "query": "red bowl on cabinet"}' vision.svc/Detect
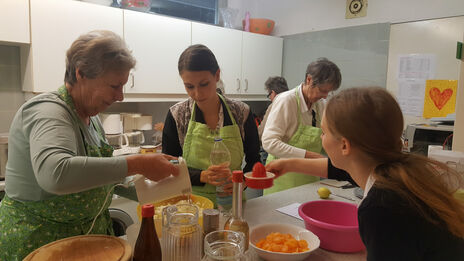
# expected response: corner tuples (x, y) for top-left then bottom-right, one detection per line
(242, 18), (275, 35)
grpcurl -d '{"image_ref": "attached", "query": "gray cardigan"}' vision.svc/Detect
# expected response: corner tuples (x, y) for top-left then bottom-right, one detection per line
(5, 92), (127, 201)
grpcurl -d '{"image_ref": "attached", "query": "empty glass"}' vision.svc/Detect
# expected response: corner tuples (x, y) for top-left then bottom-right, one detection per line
(203, 230), (248, 261)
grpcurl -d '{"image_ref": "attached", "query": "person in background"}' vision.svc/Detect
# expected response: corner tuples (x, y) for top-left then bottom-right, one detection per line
(162, 44), (261, 207)
(0, 30), (179, 260)
(266, 87), (464, 260)
(262, 58), (341, 194)
(257, 76), (289, 139)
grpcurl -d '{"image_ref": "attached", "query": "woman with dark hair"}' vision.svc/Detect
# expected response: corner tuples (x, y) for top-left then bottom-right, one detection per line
(262, 58), (342, 194)
(162, 44), (261, 208)
(266, 87), (464, 260)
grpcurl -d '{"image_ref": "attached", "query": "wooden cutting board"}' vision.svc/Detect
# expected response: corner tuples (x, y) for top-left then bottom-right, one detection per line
(23, 235), (132, 261)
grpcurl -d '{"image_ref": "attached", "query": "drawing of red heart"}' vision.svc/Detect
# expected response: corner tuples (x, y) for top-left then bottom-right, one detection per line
(429, 87), (453, 110)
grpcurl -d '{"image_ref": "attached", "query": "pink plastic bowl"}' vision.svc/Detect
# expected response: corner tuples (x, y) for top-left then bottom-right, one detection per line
(298, 200), (365, 253)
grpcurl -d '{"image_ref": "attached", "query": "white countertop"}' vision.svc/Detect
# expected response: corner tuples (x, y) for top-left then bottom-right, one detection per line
(244, 180), (367, 261)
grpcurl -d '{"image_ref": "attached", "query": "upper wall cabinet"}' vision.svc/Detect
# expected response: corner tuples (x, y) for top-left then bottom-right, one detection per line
(192, 22), (243, 94)
(192, 22), (283, 95)
(0, 0), (30, 44)
(123, 10), (191, 94)
(241, 32), (283, 95)
(26, 0), (123, 93)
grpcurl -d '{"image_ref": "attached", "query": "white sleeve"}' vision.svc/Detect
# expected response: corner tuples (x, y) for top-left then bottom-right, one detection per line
(261, 94), (306, 159)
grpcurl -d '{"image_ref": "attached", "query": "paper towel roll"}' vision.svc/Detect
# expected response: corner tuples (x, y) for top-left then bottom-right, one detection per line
(100, 114), (122, 134)
(135, 115), (152, 130)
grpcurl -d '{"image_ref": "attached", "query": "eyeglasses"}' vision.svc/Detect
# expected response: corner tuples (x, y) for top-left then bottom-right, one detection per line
(266, 92), (272, 99)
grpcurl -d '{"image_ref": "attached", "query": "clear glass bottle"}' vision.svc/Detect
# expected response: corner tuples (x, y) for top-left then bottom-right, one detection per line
(224, 171), (249, 251)
(210, 138), (232, 213)
(133, 204), (162, 261)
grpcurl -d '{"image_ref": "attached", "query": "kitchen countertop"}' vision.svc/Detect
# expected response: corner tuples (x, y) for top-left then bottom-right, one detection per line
(243, 180), (367, 261)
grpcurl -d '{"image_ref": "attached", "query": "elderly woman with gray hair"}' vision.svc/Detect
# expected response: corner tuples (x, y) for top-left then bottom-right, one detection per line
(0, 30), (178, 260)
(262, 58), (341, 194)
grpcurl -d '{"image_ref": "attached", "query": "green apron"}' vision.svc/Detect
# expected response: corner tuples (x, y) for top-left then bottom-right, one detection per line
(182, 94), (244, 208)
(264, 87), (322, 195)
(0, 86), (115, 261)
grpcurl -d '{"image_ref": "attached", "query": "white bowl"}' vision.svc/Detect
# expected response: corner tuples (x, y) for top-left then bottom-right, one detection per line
(250, 223), (320, 261)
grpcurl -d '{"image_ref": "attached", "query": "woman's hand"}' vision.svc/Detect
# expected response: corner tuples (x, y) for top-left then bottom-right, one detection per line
(265, 159), (292, 178)
(266, 158), (329, 179)
(126, 153), (179, 182)
(200, 163), (232, 194)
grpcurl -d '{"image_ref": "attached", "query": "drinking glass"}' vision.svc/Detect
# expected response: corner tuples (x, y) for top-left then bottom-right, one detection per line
(202, 230), (248, 261)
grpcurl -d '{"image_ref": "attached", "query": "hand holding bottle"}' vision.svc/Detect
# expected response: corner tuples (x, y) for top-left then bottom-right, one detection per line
(201, 163), (232, 191)
(210, 138), (233, 211)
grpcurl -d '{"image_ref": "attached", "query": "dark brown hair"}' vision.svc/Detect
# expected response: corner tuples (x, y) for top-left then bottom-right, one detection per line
(178, 44), (219, 75)
(325, 87), (464, 237)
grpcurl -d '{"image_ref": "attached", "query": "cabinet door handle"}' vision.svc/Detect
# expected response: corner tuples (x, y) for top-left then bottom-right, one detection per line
(244, 79), (248, 92)
(236, 78), (241, 92)
(130, 73), (134, 88)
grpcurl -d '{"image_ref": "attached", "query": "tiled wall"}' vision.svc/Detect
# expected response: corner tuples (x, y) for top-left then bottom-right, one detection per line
(282, 23), (390, 90)
(0, 45), (24, 134)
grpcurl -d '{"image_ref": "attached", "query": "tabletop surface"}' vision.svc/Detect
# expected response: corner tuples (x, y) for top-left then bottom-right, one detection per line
(243, 180), (367, 261)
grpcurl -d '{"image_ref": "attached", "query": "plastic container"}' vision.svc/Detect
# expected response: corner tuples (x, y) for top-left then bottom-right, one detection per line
(244, 171), (275, 189)
(298, 200), (365, 253)
(210, 138), (232, 212)
(242, 18), (275, 35)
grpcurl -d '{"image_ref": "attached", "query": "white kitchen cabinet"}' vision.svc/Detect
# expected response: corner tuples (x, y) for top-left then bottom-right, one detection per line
(26, 0), (123, 93)
(241, 32), (283, 95)
(192, 22), (243, 94)
(0, 0), (30, 44)
(192, 23), (283, 96)
(123, 10), (191, 94)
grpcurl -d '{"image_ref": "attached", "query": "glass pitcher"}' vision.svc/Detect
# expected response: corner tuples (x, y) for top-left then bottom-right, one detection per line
(202, 230), (249, 261)
(161, 204), (202, 261)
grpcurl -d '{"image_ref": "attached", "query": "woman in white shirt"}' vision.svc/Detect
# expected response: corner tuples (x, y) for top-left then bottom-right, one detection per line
(262, 58), (341, 194)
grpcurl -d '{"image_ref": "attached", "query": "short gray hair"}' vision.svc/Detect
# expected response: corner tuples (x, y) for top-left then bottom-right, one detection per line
(305, 57), (341, 91)
(265, 76), (288, 94)
(64, 30), (136, 85)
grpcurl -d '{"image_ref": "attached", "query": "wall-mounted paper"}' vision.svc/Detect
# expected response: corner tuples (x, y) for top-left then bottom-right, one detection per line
(423, 80), (458, 118)
(398, 54), (436, 79)
(397, 79), (426, 117)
